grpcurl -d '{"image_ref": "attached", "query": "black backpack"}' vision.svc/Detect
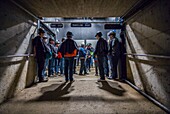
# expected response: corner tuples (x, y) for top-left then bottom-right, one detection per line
(42, 42), (52, 59)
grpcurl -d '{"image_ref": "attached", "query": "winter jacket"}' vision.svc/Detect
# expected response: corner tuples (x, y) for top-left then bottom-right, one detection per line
(94, 37), (108, 57)
(58, 38), (78, 58)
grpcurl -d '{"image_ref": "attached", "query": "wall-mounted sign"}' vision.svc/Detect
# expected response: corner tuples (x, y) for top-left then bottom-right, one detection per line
(50, 23), (63, 28)
(104, 24), (122, 29)
(71, 23), (91, 27)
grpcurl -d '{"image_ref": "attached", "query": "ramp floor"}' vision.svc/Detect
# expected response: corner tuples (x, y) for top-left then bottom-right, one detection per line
(0, 68), (165, 114)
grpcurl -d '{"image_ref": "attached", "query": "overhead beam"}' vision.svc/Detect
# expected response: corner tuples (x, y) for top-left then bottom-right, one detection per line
(121, 0), (155, 22)
(42, 21), (123, 24)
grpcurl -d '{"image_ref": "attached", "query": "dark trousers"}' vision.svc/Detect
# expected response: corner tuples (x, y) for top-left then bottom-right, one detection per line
(55, 58), (60, 73)
(37, 56), (45, 80)
(86, 58), (91, 72)
(64, 57), (74, 81)
(94, 62), (99, 74)
(97, 56), (107, 80)
(73, 59), (77, 73)
(77, 57), (80, 66)
(79, 59), (87, 74)
(109, 55), (119, 78)
(104, 56), (109, 77)
(48, 58), (55, 76)
(119, 54), (126, 79)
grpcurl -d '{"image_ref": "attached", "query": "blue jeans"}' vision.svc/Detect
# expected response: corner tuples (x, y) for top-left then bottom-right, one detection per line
(79, 59), (87, 74)
(86, 58), (91, 72)
(90, 57), (93, 67)
(55, 58), (60, 74)
(64, 57), (74, 81)
(97, 56), (108, 80)
(42, 58), (49, 76)
(60, 58), (64, 74)
(104, 56), (109, 77)
(108, 55), (119, 78)
(48, 58), (55, 76)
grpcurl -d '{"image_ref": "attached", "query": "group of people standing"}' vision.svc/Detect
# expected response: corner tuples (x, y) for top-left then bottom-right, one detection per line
(94, 31), (126, 81)
(78, 43), (94, 75)
(33, 28), (126, 83)
(33, 29), (78, 82)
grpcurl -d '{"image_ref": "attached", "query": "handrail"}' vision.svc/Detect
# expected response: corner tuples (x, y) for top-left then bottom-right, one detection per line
(125, 53), (170, 59)
(0, 54), (34, 59)
(125, 80), (170, 113)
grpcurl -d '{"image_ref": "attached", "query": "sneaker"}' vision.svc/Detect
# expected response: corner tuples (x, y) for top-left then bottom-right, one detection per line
(107, 76), (114, 80)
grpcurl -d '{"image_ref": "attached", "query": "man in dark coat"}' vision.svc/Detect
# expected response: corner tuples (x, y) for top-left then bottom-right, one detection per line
(58, 31), (78, 82)
(108, 31), (121, 80)
(94, 32), (109, 81)
(33, 28), (48, 82)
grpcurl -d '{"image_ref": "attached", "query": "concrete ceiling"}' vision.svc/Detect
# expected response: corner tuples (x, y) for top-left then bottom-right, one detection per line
(13, 0), (139, 17)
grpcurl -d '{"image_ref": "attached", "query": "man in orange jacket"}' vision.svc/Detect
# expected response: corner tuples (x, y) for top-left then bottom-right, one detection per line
(58, 31), (78, 82)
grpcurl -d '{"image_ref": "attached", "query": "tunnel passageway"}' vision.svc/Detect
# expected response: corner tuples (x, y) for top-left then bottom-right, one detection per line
(0, 68), (165, 114)
(0, 0), (170, 113)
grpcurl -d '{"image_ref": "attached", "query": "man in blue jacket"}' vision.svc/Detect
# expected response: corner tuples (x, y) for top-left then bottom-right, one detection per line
(79, 44), (88, 75)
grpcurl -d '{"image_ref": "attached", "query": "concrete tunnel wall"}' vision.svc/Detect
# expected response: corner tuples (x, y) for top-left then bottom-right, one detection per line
(0, 0), (170, 110)
(126, 0), (170, 108)
(0, 1), (37, 103)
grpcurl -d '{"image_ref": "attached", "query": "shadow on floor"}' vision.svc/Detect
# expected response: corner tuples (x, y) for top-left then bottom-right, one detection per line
(29, 82), (74, 102)
(27, 81), (127, 103)
(96, 81), (126, 96)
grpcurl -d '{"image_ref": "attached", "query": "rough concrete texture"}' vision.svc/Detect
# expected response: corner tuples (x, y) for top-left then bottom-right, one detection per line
(0, 0), (37, 103)
(126, 0), (170, 109)
(0, 25), (36, 104)
(13, 0), (138, 17)
(0, 68), (165, 114)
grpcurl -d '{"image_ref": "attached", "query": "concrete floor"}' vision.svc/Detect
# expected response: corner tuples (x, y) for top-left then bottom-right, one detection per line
(0, 68), (165, 114)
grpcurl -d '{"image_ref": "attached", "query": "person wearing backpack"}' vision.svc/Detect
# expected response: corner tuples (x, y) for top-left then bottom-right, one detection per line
(33, 28), (48, 82)
(48, 38), (58, 77)
(42, 36), (51, 77)
(108, 31), (121, 80)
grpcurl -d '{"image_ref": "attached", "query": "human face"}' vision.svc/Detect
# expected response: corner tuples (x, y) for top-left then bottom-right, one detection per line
(40, 33), (44, 38)
(96, 35), (100, 40)
(56, 44), (60, 47)
(109, 35), (114, 40)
